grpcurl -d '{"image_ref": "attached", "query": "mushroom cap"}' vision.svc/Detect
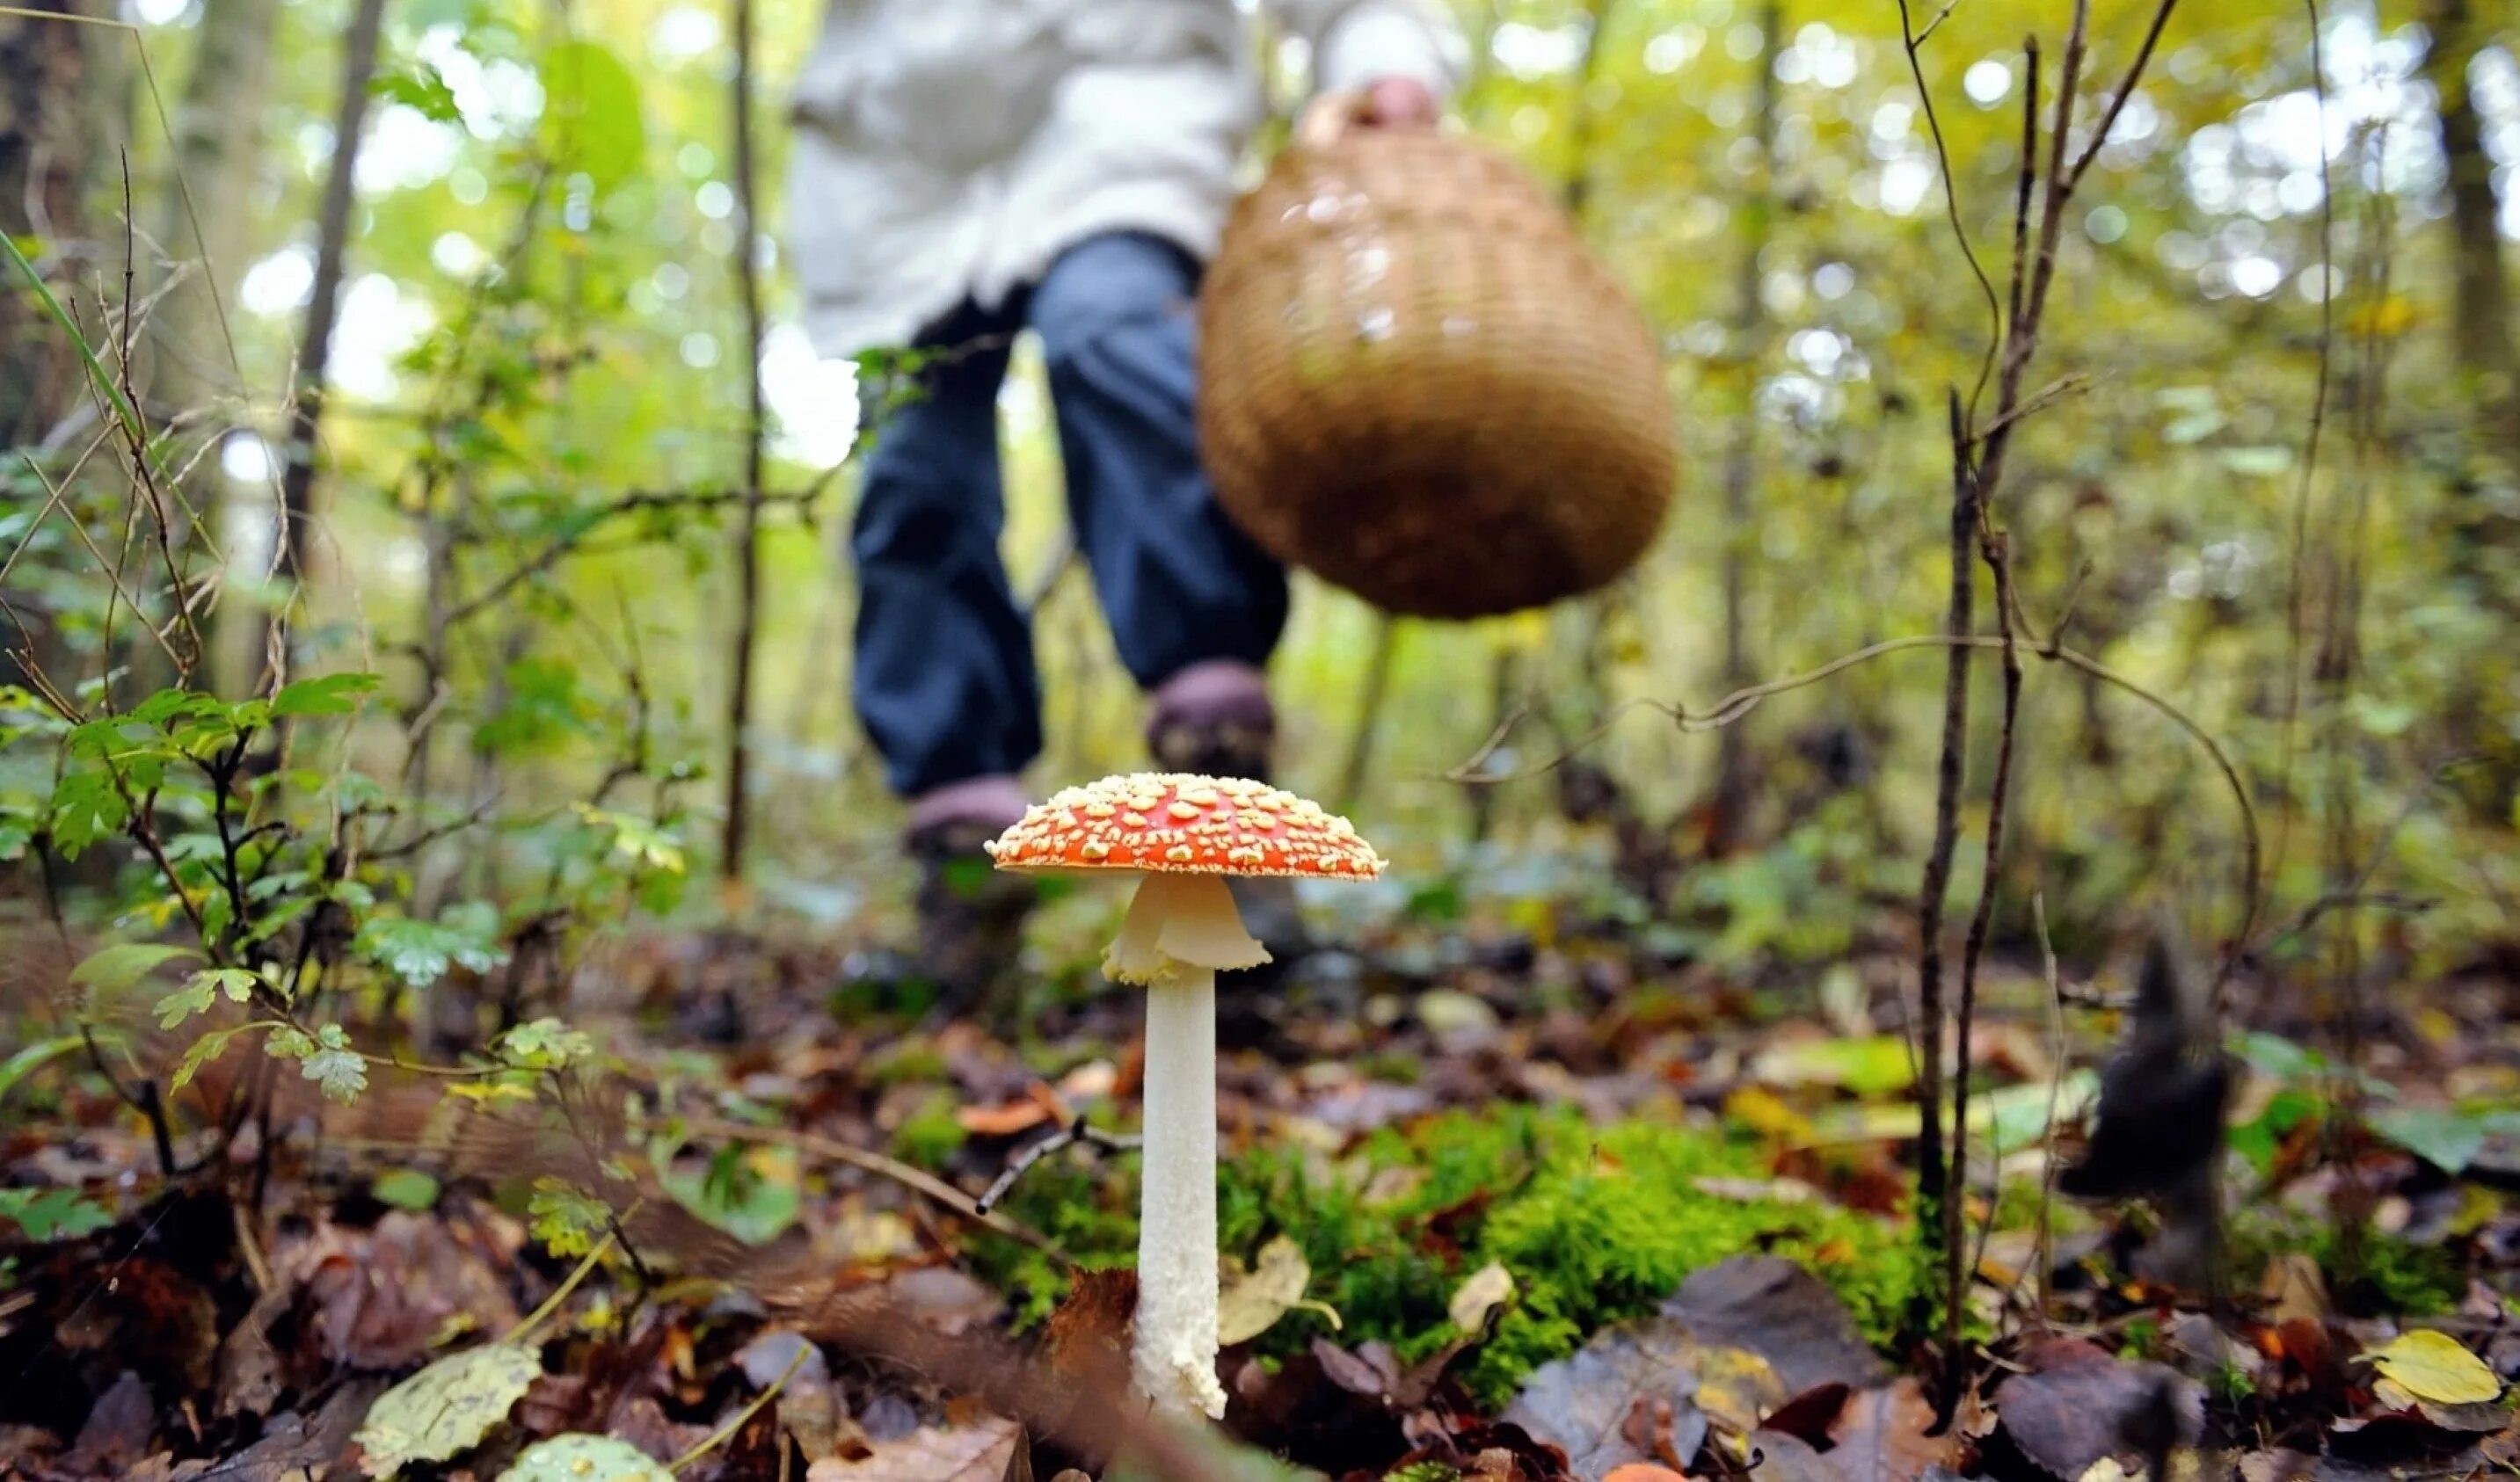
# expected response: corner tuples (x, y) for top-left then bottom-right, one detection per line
(983, 772), (1385, 880)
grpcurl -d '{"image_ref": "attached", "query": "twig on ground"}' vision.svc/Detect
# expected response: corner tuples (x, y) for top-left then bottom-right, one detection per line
(672, 1336), (810, 1472)
(976, 1115), (1143, 1216)
(679, 1115), (1060, 1254)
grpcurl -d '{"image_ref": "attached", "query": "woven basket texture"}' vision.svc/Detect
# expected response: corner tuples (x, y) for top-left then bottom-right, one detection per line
(1198, 127), (1676, 620)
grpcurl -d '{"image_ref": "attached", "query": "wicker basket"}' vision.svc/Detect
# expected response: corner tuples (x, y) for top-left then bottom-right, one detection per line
(1198, 127), (1676, 621)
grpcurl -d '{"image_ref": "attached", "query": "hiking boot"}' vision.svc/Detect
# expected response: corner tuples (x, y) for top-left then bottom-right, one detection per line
(899, 778), (1037, 1020)
(1145, 660), (1315, 965)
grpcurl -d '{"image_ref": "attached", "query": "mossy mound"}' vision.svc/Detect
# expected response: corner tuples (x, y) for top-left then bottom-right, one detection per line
(975, 1104), (1914, 1408)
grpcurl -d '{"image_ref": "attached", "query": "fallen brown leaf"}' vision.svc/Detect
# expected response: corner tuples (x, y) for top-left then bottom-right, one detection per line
(805, 1415), (1022, 1482)
(1500, 1314), (1711, 1481)
(1664, 1257), (1887, 1396)
(1824, 1380), (1954, 1482)
(1994, 1339), (2203, 1481)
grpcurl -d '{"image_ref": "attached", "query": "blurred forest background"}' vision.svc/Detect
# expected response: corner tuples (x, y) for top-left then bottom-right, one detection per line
(5, 0), (2520, 1473)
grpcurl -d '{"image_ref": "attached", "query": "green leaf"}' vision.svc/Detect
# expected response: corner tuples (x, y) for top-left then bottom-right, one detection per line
(528, 1178), (613, 1258)
(70, 942), (201, 995)
(540, 40), (645, 192)
(373, 1168), (443, 1210)
(0, 1187), (113, 1242)
(171, 1022), (260, 1093)
(2232, 1030), (2324, 1079)
(355, 1343), (543, 1478)
(492, 1018), (594, 1072)
(2369, 1105), (2494, 1175)
(2231, 1086), (2320, 1173)
(1749, 1034), (1915, 1096)
(372, 62), (464, 123)
(153, 968), (260, 1028)
(154, 980), (215, 1029)
(496, 1434), (672, 1482)
(355, 904), (508, 987)
(47, 768), (128, 857)
(0, 1035), (87, 1107)
(272, 672), (383, 718)
(296, 1024), (369, 1105)
(0, 228), (145, 447)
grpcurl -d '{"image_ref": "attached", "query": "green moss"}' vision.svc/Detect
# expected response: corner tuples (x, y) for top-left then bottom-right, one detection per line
(972, 1105), (1913, 1410)
(887, 1091), (968, 1171)
(2225, 1204), (2463, 1319)
(866, 1042), (950, 1088)
(2319, 1225), (2463, 1316)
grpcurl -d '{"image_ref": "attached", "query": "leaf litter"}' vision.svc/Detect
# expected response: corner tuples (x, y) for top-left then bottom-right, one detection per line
(4, 904), (2519, 1482)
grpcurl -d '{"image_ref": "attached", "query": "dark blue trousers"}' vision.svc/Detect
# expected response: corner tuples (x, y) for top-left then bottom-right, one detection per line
(849, 231), (1290, 802)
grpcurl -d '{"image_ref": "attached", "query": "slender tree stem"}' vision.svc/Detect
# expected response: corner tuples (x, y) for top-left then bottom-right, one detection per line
(268, 0), (388, 692)
(720, 0), (768, 883)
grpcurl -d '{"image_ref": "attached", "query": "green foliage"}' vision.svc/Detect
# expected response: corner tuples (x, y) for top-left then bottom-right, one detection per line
(493, 1018), (597, 1073)
(355, 1343), (543, 1478)
(268, 1022), (371, 1105)
(528, 1178), (615, 1259)
(2367, 1105), (2520, 1177)
(69, 942), (201, 996)
(540, 40), (646, 192)
(0, 1188), (113, 1242)
(887, 1092), (970, 1172)
(497, 1434), (673, 1482)
(981, 1107), (1910, 1409)
(357, 904), (510, 988)
(660, 1143), (800, 1246)
(2317, 1226), (2465, 1318)
(154, 968), (261, 1029)
(373, 1169), (445, 1210)
(865, 1042), (950, 1088)
(0, 1036), (89, 1110)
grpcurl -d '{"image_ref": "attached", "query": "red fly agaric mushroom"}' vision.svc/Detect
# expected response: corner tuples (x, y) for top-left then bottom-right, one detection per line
(985, 772), (1384, 1418)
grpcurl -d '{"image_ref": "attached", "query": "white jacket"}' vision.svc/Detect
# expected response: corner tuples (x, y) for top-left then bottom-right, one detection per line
(783, 0), (1468, 359)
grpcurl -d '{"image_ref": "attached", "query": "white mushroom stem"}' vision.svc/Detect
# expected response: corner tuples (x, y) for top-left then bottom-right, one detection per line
(1105, 871), (1269, 1421)
(1137, 962), (1224, 1418)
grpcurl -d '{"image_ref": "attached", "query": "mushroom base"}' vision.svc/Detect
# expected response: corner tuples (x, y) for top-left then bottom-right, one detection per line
(1134, 967), (1229, 1419)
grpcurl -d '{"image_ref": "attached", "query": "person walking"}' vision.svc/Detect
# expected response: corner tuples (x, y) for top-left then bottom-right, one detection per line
(786, 1), (1467, 1002)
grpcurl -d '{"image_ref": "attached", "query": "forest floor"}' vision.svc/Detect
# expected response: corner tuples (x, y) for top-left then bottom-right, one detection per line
(2, 870), (2517, 1482)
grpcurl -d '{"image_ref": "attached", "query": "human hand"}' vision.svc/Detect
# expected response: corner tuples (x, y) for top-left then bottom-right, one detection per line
(1294, 76), (1439, 148)
(1357, 75), (1438, 129)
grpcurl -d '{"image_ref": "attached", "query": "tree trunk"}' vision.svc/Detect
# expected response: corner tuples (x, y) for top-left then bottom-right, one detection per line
(2422, 0), (2520, 479)
(1709, 0), (1783, 855)
(720, 0), (768, 887)
(0, 0), (94, 447)
(2422, 0), (2520, 817)
(267, 0), (388, 690)
(146, 0), (281, 415)
(153, 0), (283, 697)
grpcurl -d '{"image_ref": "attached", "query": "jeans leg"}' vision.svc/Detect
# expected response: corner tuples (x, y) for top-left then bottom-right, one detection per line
(1026, 231), (1290, 698)
(849, 303), (1037, 806)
